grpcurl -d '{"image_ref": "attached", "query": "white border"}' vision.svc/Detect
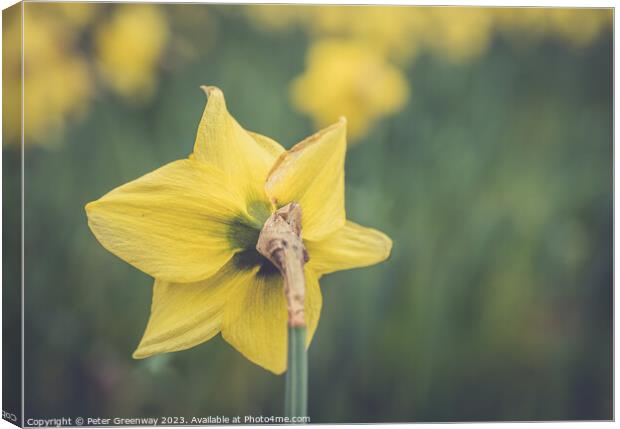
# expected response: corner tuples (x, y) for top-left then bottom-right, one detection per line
(0, 1), (615, 429)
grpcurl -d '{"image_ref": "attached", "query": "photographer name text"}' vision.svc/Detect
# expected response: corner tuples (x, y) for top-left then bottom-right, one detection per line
(26, 415), (310, 426)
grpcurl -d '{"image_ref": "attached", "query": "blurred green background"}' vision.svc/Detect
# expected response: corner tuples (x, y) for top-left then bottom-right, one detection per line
(3, 3), (612, 423)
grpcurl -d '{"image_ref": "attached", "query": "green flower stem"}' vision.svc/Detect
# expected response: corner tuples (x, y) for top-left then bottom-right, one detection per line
(285, 325), (307, 419)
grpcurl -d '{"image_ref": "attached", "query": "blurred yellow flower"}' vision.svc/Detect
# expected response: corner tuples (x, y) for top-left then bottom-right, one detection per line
(85, 87), (392, 373)
(52, 2), (100, 30)
(492, 8), (551, 42)
(244, 5), (305, 32)
(247, 6), (612, 61)
(246, 6), (421, 63)
(290, 39), (409, 141)
(2, 5), (22, 144)
(423, 8), (495, 63)
(309, 7), (423, 63)
(3, 4), (93, 145)
(545, 9), (612, 47)
(250, 6), (611, 140)
(95, 4), (169, 100)
(493, 8), (612, 47)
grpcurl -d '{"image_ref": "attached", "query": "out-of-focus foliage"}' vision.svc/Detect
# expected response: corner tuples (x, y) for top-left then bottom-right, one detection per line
(3, 4), (612, 423)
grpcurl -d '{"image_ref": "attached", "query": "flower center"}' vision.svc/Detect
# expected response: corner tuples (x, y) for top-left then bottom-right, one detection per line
(226, 200), (280, 279)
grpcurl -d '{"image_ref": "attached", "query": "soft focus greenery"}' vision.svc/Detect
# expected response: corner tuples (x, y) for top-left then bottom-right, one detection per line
(4, 4), (612, 422)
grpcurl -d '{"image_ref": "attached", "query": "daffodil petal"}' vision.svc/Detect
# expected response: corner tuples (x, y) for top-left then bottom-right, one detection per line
(248, 131), (286, 160)
(265, 119), (347, 240)
(133, 263), (258, 359)
(85, 159), (246, 283)
(222, 267), (322, 374)
(193, 86), (277, 203)
(306, 221), (393, 275)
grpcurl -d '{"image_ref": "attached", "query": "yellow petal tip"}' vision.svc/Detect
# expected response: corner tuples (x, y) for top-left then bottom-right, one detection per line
(331, 117), (348, 137)
(132, 346), (150, 360)
(383, 235), (394, 261)
(372, 228), (393, 263)
(200, 85), (223, 98)
(84, 201), (98, 216)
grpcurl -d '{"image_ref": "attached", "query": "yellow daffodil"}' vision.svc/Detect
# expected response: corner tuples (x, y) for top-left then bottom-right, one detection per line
(244, 5), (305, 32)
(493, 8), (612, 47)
(544, 9), (612, 47)
(3, 4), (93, 145)
(49, 3), (100, 31)
(307, 6), (423, 63)
(423, 8), (495, 63)
(95, 4), (169, 100)
(290, 39), (409, 141)
(85, 87), (392, 374)
(245, 6), (422, 63)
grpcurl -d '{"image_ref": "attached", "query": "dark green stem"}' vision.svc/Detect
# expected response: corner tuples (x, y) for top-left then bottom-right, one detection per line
(285, 325), (307, 420)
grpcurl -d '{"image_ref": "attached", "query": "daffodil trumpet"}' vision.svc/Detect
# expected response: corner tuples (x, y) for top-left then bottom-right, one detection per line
(256, 202), (308, 417)
(85, 85), (392, 417)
